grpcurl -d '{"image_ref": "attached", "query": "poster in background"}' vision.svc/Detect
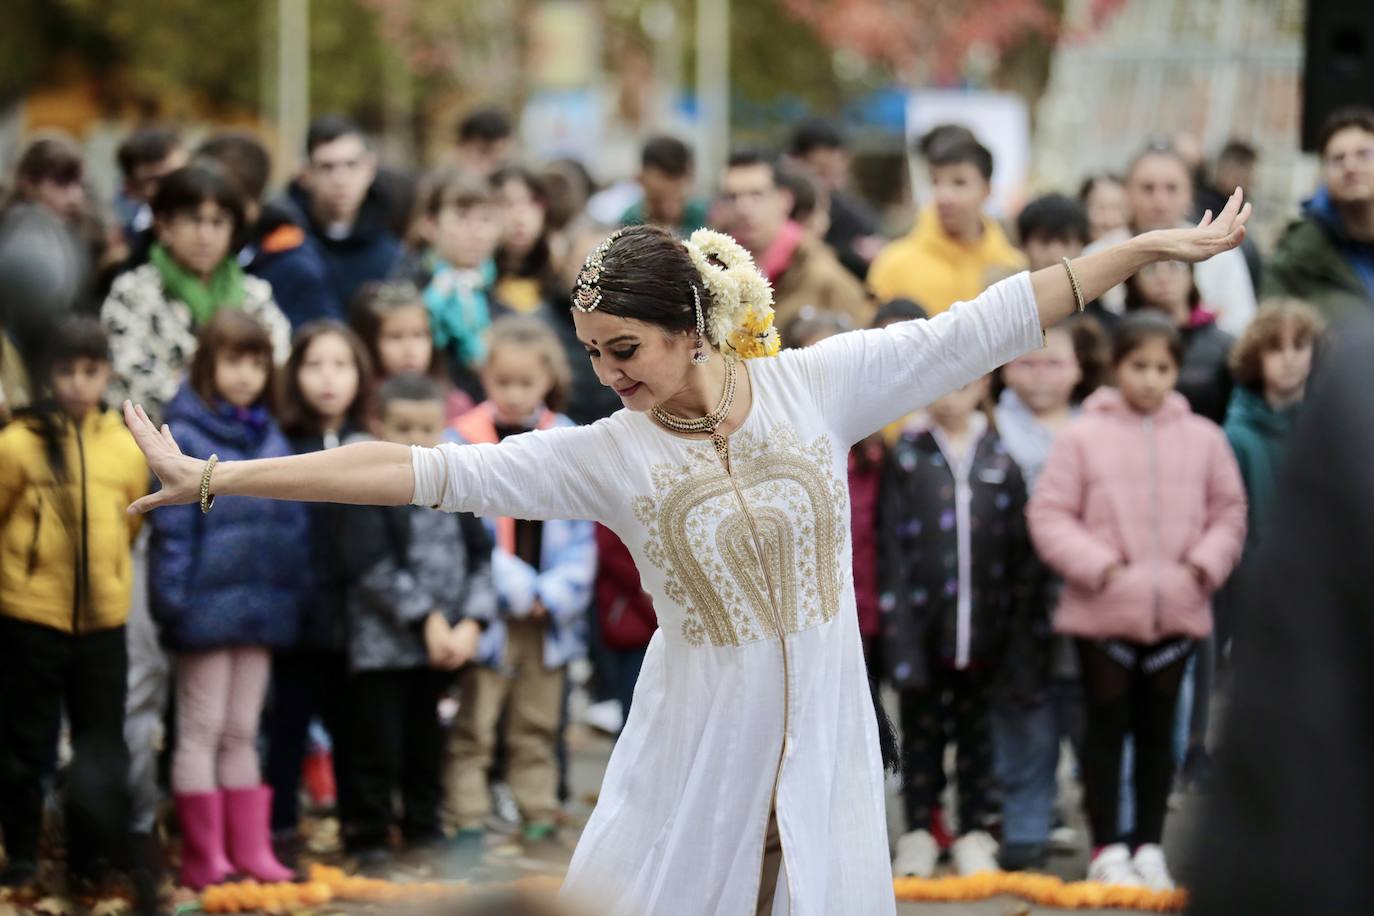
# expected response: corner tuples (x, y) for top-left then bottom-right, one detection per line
(905, 90), (1031, 218)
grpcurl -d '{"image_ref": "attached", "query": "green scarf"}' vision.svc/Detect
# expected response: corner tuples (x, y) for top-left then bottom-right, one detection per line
(149, 243), (246, 325)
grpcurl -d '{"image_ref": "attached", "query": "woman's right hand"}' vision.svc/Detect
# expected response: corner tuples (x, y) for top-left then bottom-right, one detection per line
(124, 401), (204, 514)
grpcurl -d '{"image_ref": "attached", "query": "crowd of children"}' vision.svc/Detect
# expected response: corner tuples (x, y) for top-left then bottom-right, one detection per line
(0, 104), (1356, 909)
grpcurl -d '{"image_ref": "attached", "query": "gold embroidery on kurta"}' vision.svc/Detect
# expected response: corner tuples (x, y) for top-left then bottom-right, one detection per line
(632, 424), (849, 648)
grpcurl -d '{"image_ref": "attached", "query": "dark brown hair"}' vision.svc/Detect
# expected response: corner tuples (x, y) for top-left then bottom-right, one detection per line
(579, 224), (708, 338)
(1318, 106), (1374, 158)
(1124, 261), (1202, 314)
(14, 136), (83, 191)
(48, 316), (111, 367)
(278, 320), (374, 437)
(926, 133), (993, 181)
(1112, 312), (1184, 368)
(491, 165), (559, 300)
(485, 314), (572, 413)
(375, 373), (446, 417)
(1078, 173), (1125, 204)
(188, 310), (277, 410)
(196, 131), (272, 203)
(117, 127), (182, 179)
(152, 164), (248, 238)
(1229, 299), (1326, 391)
(423, 169), (495, 217)
(1064, 314), (1110, 403)
(347, 280), (447, 384)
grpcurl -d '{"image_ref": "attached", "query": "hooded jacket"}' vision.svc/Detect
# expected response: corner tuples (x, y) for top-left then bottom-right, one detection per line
(1174, 308), (1235, 425)
(281, 181), (402, 315)
(147, 385), (309, 651)
(1223, 386), (1299, 559)
(243, 202), (338, 329)
(868, 207), (1026, 316)
(1027, 388), (1247, 644)
(336, 503), (497, 673)
(1263, 185), (1374, 322)
(0, 408), (147, 633)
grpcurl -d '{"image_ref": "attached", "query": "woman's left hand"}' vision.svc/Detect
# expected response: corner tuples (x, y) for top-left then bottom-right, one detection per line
(125, 401), (203, 514)
(1149, 187), (1253, 264)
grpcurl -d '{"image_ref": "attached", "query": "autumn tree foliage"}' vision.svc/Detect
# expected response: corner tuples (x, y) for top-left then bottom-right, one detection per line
(781, 0), (1129, 84)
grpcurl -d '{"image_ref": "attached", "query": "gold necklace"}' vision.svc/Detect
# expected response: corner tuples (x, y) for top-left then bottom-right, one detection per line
(651, 359), (738, 466)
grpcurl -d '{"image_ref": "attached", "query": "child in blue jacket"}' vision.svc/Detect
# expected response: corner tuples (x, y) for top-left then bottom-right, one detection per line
(148, 311), (308, 888)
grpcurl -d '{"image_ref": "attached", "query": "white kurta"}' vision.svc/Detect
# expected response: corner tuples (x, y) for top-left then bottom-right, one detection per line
(411, 273), (1043, 915)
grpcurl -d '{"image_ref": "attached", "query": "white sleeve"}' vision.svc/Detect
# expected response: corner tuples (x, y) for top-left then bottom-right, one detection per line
(784, 271), (1043, 446)
(1196, 247), (1257, 337)
(410, 423), (614, 522)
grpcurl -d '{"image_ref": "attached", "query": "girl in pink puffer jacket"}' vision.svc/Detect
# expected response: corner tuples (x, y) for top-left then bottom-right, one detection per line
(1027, 313), (1246, 891)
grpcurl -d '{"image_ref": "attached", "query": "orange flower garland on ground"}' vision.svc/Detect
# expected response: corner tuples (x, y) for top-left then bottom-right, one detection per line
(200, 867), (1190, 913)
(893, 873), (1188, 911)
(199, 864), (565, 913)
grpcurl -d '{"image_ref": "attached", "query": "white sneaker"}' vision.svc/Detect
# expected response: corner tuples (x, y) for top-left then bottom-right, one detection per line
(892, 829), (939, 878)
(1131, 844), (1175, 891)
(581, 699), (624, 735)
(1048, 824), (1079, 852)
(1087, 843), (1144, 887)
(950, 830), (1000, 876)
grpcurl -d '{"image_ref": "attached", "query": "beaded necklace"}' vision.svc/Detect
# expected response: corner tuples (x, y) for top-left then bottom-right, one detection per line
(650, 358), (738, 465)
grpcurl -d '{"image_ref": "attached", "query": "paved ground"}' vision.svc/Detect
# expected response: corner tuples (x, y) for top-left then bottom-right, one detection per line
(488, 718), (1207, 915)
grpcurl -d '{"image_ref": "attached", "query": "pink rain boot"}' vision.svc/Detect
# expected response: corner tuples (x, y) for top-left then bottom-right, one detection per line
(223, 785), (295, 882)
(173, 791), (234, 889)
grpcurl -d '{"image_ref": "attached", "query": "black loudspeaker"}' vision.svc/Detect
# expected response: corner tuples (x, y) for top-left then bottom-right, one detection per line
(1302, 1), (1374, 152)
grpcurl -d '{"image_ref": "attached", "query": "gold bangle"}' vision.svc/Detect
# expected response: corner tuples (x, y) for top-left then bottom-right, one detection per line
(1061, 256), (1085, 313)
(200, 454), (219, 514)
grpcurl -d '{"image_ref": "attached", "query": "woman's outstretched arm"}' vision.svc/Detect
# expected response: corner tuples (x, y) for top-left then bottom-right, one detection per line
(1030, 187), (1252, 329)
(123, 402), (414, 514)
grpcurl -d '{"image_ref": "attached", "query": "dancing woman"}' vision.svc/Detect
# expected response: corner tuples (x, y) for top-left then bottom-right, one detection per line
(125, 191), (1250, 916)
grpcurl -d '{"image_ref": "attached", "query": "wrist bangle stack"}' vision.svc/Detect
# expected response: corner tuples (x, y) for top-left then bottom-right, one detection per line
(200, 454), (219, 514)
(1061, 256), (1085, 312)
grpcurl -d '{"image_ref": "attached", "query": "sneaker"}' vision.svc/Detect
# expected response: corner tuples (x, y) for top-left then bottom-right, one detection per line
(447, 828), (486, 874)
(997, 842), (1046, 872)
(1048, 824), (1079, 852)
(1087, 843), (1143, 887)
(892, 829), (939, 878)
(1131, 843), (1175, 891)
(522, 822), (557, 844)
(951, 831), (1000, 876)
(486, 782), (521, 835)
(582, 699), (624, 735)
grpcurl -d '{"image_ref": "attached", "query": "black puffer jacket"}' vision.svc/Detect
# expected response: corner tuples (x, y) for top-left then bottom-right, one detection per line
(1177, 315), (1235, 425)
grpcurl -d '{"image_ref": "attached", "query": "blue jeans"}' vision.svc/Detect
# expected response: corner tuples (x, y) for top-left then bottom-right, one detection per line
(993, 680), (1084, 846)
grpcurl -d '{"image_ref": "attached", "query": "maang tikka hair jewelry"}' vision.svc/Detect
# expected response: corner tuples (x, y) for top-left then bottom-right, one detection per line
(572, 230), (624, 313)
(691, 285), (710, 365)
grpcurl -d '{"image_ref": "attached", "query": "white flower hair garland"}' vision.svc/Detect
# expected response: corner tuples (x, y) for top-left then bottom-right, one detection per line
(682, 229), (781, 359)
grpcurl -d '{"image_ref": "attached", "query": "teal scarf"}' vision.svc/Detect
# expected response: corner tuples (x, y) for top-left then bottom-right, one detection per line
(149, 243), (246, 325)
(424, 258), (496, 369)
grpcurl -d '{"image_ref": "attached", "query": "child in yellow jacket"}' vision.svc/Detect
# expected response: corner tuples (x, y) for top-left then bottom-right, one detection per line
(0, 317), (148, 890)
